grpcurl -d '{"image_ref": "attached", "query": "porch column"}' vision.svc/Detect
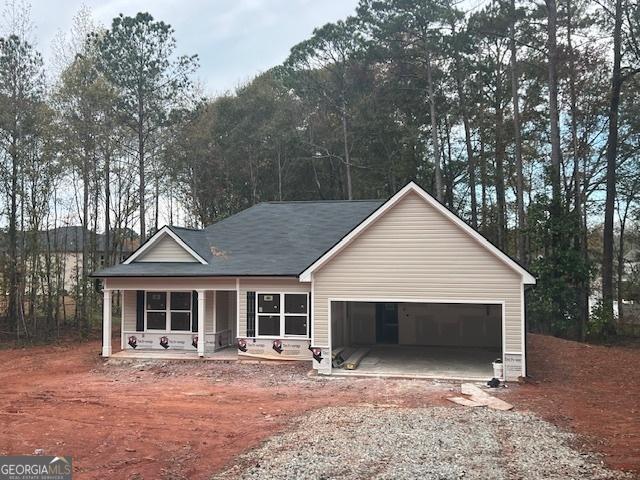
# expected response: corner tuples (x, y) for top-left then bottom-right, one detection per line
(197, 289), (205, 357)
(102, 289), (112, 357)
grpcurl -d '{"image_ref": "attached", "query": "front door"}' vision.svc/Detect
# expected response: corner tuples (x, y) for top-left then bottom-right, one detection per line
(376, 303), (398, 344)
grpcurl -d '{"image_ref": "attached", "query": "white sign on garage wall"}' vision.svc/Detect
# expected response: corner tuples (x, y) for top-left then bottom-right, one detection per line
(504, 353), (523, 379)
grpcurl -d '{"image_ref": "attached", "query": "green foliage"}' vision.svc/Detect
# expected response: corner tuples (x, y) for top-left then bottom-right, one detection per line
(526, 195), (591, 337)
(587, 301), (617, 339)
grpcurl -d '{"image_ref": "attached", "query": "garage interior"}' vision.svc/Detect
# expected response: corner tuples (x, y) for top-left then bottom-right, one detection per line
(331, 301), (502, 379)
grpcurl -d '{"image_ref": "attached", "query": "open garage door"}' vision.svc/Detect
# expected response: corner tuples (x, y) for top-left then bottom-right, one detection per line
(331, 301), (503, 380)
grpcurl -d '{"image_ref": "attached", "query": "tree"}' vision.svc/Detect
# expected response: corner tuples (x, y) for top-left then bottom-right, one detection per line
(601, 0), (640, 327)
(54, 40), (118, 333)
(93, 12), (198, 240)
(0, 34), (45, 337)
(285, 18), (366, 200)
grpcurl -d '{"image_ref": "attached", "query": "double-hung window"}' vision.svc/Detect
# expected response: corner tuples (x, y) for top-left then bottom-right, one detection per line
(146, 291), (192, 332)
(257, 293), (308, 337)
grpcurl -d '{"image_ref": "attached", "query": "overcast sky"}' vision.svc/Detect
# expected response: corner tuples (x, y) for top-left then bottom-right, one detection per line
(28, 0), (360, 96)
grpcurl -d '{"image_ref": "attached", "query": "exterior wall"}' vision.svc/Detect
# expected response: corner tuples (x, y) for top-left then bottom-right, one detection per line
(122, 290), (137, 331)
(205, 291), (215, 333)
(237, 278), (311, 337)
(135, 234), (197, 262)
(312, 191), (524, 377)
(237, 277), (312, 361)
(114, 279), (236, 353)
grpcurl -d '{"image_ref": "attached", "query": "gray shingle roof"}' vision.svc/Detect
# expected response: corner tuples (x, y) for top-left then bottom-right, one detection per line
(93, 200), (383, 277)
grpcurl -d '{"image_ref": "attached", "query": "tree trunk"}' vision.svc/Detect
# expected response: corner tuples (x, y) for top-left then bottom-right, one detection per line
(602, 0), (623, 328)
(495, 98), (506, 251)
(426, 51), (442, 202)
(341, 106), (353, 200)
(8, 135), (20, 337)
(546, 0), (563, 224)
(277, 144), (283, 201)
(138, 94), (146, 241)
(480, 130), (488, 230)
(104, 150), (111, 267)
(510, 0), (526, 264)
(453, 52), (477, 228)
(567, 0), (589, 340)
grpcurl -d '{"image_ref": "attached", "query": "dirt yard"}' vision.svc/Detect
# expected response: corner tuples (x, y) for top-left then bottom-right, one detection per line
(0, 334), (638, 479)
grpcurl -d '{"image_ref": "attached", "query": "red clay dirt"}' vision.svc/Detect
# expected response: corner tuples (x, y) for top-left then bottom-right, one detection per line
(0, 333), (638, 479)
(507, 333), (640, 475)
(0, 338), (448, 479)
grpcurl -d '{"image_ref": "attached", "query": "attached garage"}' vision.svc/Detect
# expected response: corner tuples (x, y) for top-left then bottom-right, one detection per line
(330, 301), (503, 379)
(302, 182), (536, 381)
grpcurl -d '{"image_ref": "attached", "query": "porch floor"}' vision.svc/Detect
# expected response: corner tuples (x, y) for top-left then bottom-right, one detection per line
(332, 345), (499, 381)
(110, 347), (238, 361)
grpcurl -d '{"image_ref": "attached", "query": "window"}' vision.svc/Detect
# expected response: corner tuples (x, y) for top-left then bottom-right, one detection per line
(145, 291), (192, 331)
(256, 293), (308, 337)
(146, 292), (167, 330)
(258, 315), (280, 336)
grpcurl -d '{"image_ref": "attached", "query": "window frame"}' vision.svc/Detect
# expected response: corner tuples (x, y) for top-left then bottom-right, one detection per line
(145, 290), (193, 333)
(255, 292), (309, 339)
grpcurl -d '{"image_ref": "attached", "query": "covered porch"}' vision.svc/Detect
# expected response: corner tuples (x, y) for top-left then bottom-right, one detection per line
(101, 277), (238, 358)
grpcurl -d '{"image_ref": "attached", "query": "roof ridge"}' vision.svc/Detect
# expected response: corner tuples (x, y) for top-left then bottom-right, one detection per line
(169, 225), (203, 232)
(260, 199), (384, 204)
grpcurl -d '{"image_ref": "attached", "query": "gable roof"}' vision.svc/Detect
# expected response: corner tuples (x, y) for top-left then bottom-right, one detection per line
(123, 226), (208, 265)
(299, 182), (536, 284)
(93, 182), (535, 284)
(93, 200), (383, 277)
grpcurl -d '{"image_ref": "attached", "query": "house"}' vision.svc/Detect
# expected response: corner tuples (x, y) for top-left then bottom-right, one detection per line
(93, 182), (536, 380)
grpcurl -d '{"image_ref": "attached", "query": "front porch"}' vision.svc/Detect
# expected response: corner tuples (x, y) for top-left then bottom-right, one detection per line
(102, 279), (238, 358)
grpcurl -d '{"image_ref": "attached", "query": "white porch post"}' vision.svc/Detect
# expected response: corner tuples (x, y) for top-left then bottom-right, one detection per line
(197, 289), (205, 357)
(102, 289), (112, 357)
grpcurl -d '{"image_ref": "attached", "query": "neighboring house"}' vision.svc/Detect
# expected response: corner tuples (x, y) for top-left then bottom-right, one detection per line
(41, 226), (137, 293)
(93, 182), (536, 380)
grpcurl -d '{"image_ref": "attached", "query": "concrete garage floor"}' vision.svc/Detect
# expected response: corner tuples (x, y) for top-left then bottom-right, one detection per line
(333, 345), (499, 380)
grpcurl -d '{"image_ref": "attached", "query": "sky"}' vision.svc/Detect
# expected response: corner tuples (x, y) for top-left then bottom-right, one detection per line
(27, 0), (360, 95)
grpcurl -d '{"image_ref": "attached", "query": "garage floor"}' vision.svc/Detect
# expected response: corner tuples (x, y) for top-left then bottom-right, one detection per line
(334, 345), (499, 380)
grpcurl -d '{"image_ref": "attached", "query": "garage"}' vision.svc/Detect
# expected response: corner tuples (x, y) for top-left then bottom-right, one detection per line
(330, 300), (503, 379)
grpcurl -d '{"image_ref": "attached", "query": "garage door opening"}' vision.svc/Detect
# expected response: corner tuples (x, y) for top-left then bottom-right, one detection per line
(330, 301), (502, 380)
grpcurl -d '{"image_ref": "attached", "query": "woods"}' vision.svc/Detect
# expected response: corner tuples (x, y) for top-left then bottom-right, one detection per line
(1, 0), (640, 341)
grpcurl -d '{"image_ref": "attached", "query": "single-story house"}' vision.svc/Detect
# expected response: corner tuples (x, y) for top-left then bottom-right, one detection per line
(93, 182), (536, 380)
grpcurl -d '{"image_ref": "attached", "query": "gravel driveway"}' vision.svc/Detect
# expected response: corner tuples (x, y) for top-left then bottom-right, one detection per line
(213, 406), (629, 480)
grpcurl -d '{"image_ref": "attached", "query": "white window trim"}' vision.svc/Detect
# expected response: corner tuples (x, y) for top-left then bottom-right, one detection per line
(145, 290), (193, 333)
(255, 292), (309, 339)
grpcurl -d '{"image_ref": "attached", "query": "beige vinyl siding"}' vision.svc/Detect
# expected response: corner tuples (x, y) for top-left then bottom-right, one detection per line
(238, 278), (311, 337)
(313, 191), (523, 352)
(135, 234), (198, 262)
(205, 291), (215, 332)
(122, 290), (137, 331)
